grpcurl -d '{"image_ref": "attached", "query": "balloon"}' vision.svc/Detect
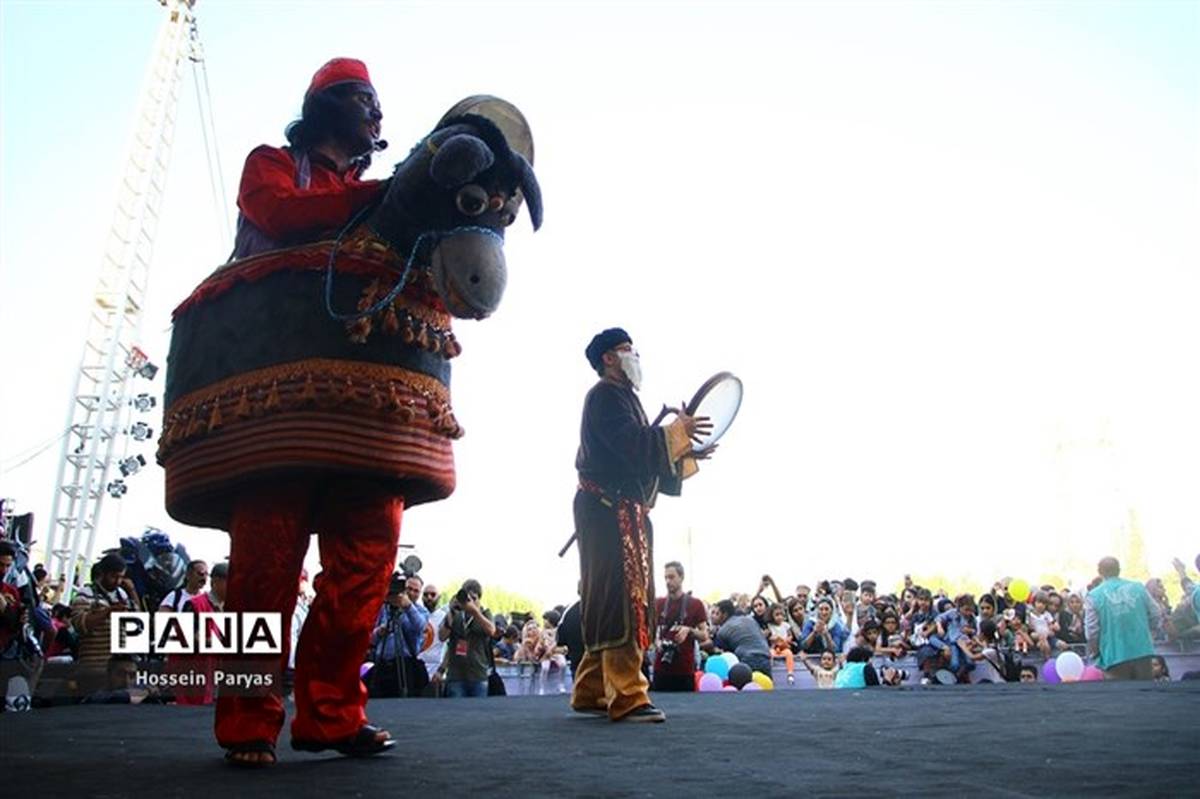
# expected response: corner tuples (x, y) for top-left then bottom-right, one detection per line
(742, 682), (762, 691)
(1056, 651), (1084, 682)
(1008, 579), (1030, 604)
(360, 662), (374, 679)
(721, 685), (738, 691)
(721, 652), (740, 668)
(728, 663), (754, 689)
(1082, 665), (1104, 682)
(705, 656), (731, 680)
(1041, 659), (1060, 684)
(751, 671), (774, 691)
(698, 673), (724, 692)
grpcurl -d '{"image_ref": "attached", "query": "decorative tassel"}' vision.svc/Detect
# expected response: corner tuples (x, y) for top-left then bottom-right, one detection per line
(357, 279), (382, 312)
(298, 375), (316, 406)
(208, 401), (223, 432)
(383, 305), (400, 335)
(162, 418), (179, 447)
(388, 383), (405, 412)
(401, 324), (416, 344)
(265, 380), (283, 411)
(234, 388), (252, 419)
(416, 322), (430, 350)
(428, 333), (441, 353)
(185, 408), (204, 439)
(339, 377), (356, 404)
(398, 402), (416, 423)
(370, 384), (386, 410)
(443, 335), (461, 358)
(347, 316), (372, 344)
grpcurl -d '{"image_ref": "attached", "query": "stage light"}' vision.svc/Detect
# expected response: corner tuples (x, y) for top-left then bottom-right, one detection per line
(118, 454), (146, 477)
(133, 394), (157, 413)
(130, 422), (154, 441)
(106, 480), (128, 498)
(126, 346), (158, 380)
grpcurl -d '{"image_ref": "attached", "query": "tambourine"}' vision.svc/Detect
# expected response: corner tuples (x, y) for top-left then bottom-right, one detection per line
(654, 371), (744, 453)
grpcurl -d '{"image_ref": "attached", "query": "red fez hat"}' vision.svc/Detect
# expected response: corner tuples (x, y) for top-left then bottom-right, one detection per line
(307, 57), (373, 98)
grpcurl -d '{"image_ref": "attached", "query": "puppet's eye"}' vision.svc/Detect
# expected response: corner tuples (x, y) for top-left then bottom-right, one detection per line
(488, 195), (505, 212)
(455, 185), (488, 216)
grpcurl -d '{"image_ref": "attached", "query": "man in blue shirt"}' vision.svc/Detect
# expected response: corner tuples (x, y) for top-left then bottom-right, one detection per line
(1085, 557), (1157, 680)
(368, 573), (430, 696)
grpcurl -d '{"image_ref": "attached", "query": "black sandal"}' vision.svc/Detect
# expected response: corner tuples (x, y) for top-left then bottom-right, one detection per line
(224, 740), (277, 768)
(291, 724), (394, 758)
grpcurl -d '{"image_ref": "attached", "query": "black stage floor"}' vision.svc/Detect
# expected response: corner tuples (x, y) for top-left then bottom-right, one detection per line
(3, 681), (1197, 797)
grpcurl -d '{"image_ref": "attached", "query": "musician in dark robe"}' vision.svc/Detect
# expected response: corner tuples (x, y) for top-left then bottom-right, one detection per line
(570, 328), (712, 722)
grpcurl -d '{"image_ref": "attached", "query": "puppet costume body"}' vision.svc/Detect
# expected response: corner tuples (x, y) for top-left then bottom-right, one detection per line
(158, 73), (541, 755)
(571, 380), (694, 720)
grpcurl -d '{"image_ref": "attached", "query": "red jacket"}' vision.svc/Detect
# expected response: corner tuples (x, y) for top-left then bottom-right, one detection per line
(236, 145), (384, 246)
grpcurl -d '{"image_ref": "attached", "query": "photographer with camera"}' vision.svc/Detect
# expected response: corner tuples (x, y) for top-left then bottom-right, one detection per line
(368, 573), (429, 697)
(435, 579), (496, 698)
(651, 561), (707, 692)
(68, 553), (140, 693)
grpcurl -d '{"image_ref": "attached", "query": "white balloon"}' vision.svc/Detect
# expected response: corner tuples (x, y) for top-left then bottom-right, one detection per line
(1057, 651), (1085, 682)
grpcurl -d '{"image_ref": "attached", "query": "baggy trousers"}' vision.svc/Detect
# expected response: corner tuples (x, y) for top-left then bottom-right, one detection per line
(214, 478), (402, 747)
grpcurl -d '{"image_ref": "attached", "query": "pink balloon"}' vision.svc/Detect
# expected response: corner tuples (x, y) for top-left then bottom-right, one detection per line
(1082, 665), (1104, 682)
(721, 685), (738, 691)
(1041, 659), (1061, 684)
(742, 682), (763, 691)
(699, 673), (724, 692)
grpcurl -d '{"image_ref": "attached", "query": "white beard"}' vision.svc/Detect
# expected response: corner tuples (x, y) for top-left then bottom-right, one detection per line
(618, 351), (642, 391)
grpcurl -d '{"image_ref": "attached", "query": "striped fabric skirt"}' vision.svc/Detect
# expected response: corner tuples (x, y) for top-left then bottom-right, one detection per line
(158, 231), (462, 531)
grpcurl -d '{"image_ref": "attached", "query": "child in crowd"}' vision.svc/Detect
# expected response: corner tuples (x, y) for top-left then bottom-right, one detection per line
(801, 650), (841, 689)
(1027, 591), (1067, 656)
(766, 603), (797, 684)
(855, 580), (879, 627)
(1002, 606), (1035, 654)
(1150, 655), (1171, 682)
(493, 625), (520, 662)
(932, 593), (979, 681)
(879, 611), (908, 657)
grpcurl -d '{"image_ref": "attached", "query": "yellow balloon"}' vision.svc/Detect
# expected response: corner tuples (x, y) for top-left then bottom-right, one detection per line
(1008, 580), (1030, 603)
(751, 671), (774, 691)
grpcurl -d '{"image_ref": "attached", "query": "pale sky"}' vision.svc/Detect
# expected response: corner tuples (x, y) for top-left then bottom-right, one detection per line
(1, 0), (1197, 606)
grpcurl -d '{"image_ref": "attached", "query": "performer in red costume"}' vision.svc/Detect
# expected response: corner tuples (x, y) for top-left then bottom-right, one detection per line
(217, 58), (395, 767)
(230, 57), (386, 260)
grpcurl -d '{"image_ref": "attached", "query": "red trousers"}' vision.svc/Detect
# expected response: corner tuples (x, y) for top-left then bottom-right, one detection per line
(214, 478), (402, 747)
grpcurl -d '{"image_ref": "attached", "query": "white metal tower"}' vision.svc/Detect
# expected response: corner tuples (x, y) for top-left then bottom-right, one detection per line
(43, 0), (203, 598)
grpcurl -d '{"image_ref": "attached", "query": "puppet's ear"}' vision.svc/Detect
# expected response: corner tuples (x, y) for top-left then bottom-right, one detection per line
(516, 153), (542, 231)
(429, 133), (495, 188)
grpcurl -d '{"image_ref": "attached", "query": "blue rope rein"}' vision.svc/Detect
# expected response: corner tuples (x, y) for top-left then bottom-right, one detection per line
(323, 201), (504, 322)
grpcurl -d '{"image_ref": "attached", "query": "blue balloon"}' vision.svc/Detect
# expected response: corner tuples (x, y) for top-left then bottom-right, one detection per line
(704, 656), (731, 680)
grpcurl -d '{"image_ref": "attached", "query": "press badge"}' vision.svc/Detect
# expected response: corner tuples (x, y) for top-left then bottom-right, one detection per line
(455, 640), (469, 657)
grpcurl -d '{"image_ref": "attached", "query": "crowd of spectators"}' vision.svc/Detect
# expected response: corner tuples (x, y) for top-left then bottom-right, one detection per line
(2, 542), (1197, 711)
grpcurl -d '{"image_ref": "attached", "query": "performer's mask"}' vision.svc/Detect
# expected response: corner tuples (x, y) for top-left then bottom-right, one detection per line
(618, 350), (642, 391)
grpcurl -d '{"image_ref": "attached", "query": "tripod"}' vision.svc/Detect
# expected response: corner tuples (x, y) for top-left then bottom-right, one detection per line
(372, 604), (410, 698)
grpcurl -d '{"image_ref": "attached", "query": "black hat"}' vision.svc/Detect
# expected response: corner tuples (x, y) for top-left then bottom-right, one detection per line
(585, 328), (631, 372)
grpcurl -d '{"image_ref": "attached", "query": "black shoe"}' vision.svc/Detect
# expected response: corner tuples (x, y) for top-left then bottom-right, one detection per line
(619, 704), (666, 723)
